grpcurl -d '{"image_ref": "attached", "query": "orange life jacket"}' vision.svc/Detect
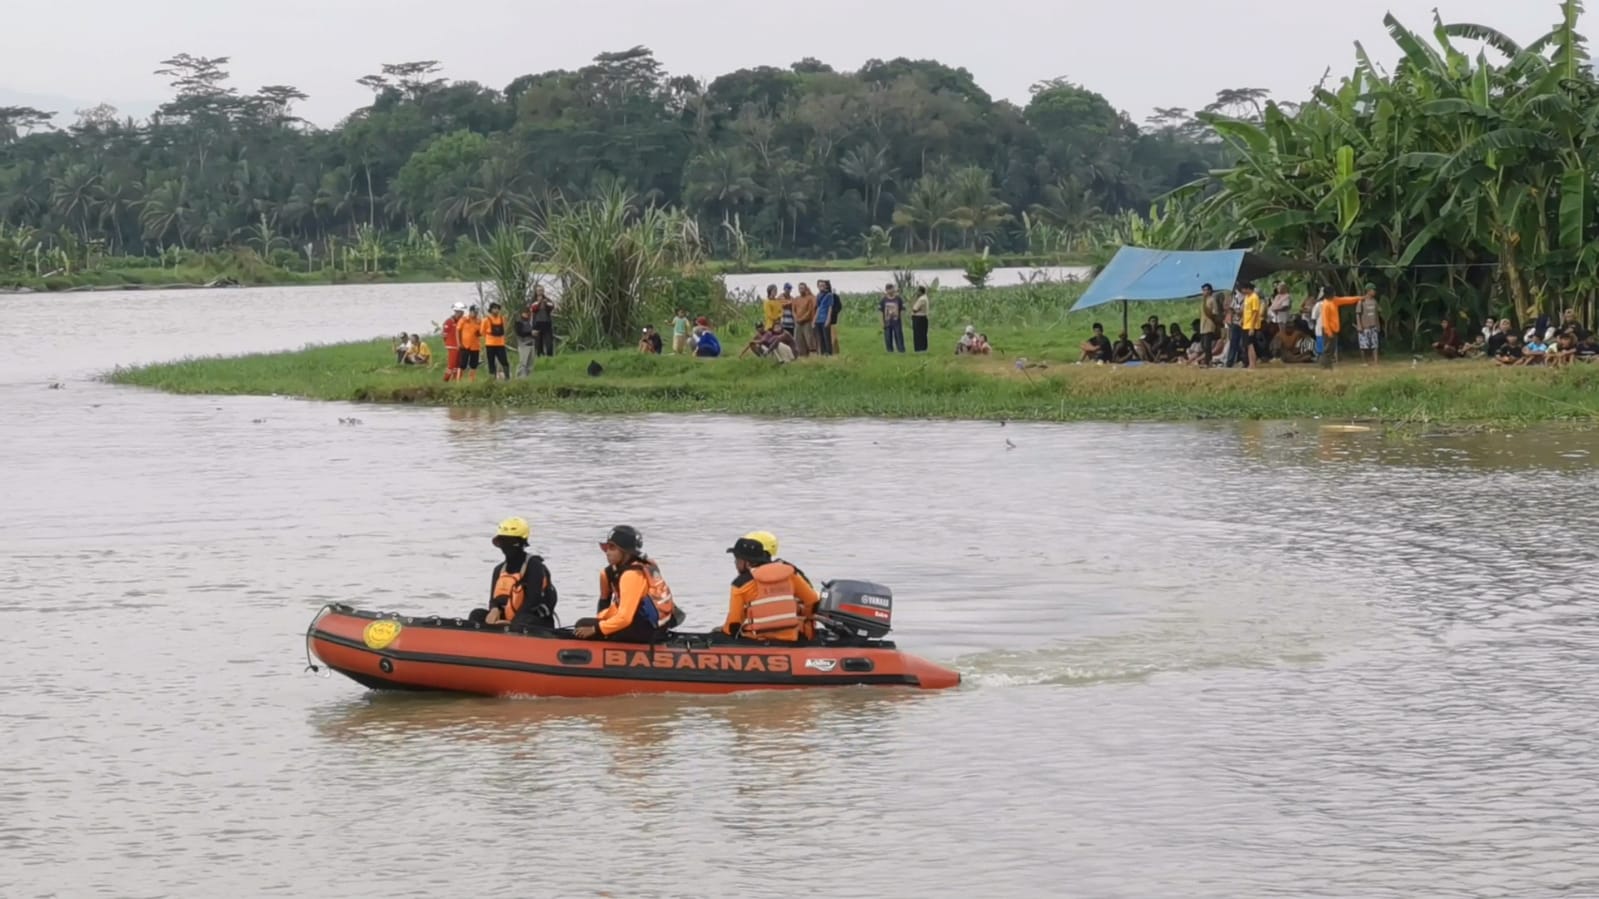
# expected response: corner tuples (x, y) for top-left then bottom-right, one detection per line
(495, 555), (550, 623)
(612, 558), (679, 629)
(743, 561), (803, 640)
(459, 317), (482, 351)
(483, 315), (507, 347)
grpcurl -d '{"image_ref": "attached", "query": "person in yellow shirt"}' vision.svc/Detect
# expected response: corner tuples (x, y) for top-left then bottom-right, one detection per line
(407, 335), (433, 366)
(761, 284), (783, 333)
(1240, 281), (1265, 368)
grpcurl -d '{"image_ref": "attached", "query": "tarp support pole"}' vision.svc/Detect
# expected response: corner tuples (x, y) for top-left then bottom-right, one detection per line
(1122, 299), (1129, 337)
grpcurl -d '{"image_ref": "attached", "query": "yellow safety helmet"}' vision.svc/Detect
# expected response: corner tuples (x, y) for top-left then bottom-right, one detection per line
(493, 517), (530, 545)
(744, 531), (779, 558)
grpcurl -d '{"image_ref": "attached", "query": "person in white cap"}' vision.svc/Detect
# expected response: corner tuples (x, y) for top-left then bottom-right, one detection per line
(442, 303), (466, 382)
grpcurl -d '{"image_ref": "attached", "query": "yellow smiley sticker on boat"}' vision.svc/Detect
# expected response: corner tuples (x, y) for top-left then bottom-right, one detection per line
(363, 619), (402, 650)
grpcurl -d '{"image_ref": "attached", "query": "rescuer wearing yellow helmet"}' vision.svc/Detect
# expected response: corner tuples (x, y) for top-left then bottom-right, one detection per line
(468, 517), (559, 629)
(720, 530), (819, 642)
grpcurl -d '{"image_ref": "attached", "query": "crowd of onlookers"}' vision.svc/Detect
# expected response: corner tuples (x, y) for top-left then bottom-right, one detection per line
(1077, 282), (1599, 370)
(1458, 310), (1599, 365)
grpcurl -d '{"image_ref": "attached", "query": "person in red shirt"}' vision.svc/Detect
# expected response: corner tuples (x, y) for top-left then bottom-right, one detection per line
(441, 303), (464, 381)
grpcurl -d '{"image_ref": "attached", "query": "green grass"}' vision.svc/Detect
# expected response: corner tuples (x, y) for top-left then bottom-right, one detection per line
(107, 283), (1599, 426)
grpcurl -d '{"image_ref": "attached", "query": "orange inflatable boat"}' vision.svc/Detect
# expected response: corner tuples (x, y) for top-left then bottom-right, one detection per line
(304, 580), (961, 698)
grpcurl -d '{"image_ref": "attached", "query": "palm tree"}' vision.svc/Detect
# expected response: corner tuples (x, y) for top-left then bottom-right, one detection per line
(891, 174), (956, 252)
(49, 162), (101, 243)
(946, 165), (1012, 249)
(682, 147), (757, 223)
(839, 143), (899, 224)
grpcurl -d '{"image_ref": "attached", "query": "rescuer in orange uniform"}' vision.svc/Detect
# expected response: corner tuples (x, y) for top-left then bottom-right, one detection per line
(457, 306), (483, 381)
(469, 518), (558, 628)
(573, 526), (682, 642)
(720, 531), (819, 642)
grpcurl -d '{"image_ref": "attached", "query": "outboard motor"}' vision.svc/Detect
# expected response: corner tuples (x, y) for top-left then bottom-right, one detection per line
(815, 579), (893, 640)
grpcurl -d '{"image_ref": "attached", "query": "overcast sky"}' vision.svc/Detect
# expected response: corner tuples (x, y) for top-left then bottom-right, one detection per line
(0, 0), (1569, 128)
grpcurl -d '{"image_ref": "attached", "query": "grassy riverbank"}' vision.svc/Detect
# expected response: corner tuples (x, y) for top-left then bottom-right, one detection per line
(110, 326), (1599, 426)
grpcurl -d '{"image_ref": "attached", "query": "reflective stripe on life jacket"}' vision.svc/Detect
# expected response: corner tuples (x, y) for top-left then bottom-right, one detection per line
(743, 562), (803, 638)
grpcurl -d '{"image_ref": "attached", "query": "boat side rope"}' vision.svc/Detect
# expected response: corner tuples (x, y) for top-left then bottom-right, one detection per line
(304, 603), (334, 675)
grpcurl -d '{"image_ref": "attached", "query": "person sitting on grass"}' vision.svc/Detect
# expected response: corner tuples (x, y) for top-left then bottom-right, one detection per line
(1434, 319), (1464, 359)
(972, 333), (992, 354)
(406, 335), (433, 366)
(692, 324), (722, 358)
(393, 333), (411, 364)
(1111, 331), (1138, 364)
(1273, 323), (1316, 364)
(1547, 331), (1578, 366)
(742, 324), (796, 363)
(1495, 333), (1527, 366)
(1576, 333), (1599, 361)
(956, 325), (980, 355)
(1524, 333), (1549, 364)
(1080, 322), (1113, 363)
(638, 325), (663, 354)
(1168, 322), (1191, 356)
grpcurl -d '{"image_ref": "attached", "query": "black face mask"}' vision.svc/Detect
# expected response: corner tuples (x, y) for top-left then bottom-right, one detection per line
(501, 542), (527, 564)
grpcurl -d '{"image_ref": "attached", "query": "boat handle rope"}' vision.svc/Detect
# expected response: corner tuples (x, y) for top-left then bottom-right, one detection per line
(303, 603), (334, 676)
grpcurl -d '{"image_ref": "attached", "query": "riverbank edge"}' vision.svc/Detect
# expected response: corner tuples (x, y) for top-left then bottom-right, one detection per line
(103, 338), (1599, 427)
(1, 252), (1090, 294)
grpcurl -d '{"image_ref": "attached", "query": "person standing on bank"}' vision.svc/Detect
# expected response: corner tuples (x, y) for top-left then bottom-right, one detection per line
(814, 280), (836, 356)
(1354, 284), (1382, 364)
(482, 302), (510, 380)
(1198, 283), (1222, 365)
(792, 283), (818, 357)
(514, 302), (537, 377)
(823, 279), (844, 356)
(880, 283), (906, 352)
(910, 286), (930, 352)
(529, 285), (556, 358)
(470, 518), (558, 628)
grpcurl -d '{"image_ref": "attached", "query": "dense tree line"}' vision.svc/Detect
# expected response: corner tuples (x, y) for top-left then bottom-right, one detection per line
(0, 48), (1227, 267)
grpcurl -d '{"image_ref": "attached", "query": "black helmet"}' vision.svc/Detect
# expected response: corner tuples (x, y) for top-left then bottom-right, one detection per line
(726, 537), (770, 563)
(600, 525), (642, 553)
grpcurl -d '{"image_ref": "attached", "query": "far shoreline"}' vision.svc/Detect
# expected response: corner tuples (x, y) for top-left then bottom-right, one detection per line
(0, 251), (1090, 295)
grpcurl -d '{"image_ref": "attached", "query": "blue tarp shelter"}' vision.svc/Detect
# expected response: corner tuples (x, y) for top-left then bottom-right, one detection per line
(1071, 249), (1250, 311)
(1070, 246), (1327, 333)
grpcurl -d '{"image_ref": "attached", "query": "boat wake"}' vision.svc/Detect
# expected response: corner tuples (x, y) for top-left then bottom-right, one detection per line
(951, 615), (1348, 688)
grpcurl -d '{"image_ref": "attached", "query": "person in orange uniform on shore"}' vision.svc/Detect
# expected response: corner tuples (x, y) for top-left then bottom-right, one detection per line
(573, 526), (682, 642)
(1316, 288), (1364, 368)
(442, 303), (464, 381)
(470, 517), (558, 628)
(720, 531), (819, 642)
(457, 306), (483, 381)
(482, 301), (510, 380)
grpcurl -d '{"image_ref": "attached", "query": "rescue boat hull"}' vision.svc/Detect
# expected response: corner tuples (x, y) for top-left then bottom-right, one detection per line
(306, 605), (961, 698)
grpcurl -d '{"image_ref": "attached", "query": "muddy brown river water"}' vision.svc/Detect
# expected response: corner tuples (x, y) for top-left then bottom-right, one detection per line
(3, 283), (1598, 898)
